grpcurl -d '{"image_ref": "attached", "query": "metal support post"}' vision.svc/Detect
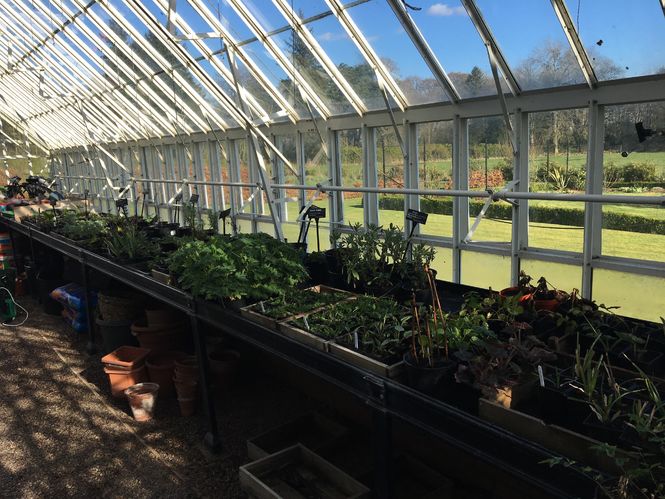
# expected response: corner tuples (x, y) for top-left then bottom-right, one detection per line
(189, 312), (222, 453)
(452, 117), (469, 283)
(582, 102), (604, 298)
(511, 111), (529, 286)
(362, 125), (379, 226)
(372, 406), (393, 499)
(329, 129), (344, 229)
(80, 256), (96, 354)
(403, 122), (419, 240)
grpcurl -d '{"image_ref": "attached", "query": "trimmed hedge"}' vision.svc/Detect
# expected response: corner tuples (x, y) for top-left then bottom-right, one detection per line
(376, 195), (665, 235)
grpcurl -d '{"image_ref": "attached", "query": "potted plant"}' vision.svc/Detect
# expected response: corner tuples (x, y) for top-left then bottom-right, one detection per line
(499, 271), (535, 302)
(532, 277), (568, 311)
(106, 219), (156, 267)
(403, 266), (456, 395)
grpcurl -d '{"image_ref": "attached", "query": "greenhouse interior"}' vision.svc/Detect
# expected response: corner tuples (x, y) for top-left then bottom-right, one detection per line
(0, 0), (664, 497)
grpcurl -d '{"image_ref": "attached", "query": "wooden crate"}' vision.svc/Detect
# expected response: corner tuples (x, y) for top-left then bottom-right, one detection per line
(240, 444), (370, 499)
(242, 285), (353, 333)
(328, 342), (404, 379)
(478, 398), (625, 474)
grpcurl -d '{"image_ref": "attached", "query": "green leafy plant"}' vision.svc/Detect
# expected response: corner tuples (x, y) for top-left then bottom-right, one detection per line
(252, 288), (348, 320)
(106, 221), (154, 261)
(292, 295), (411, 359)
(168, 233), (307, 303)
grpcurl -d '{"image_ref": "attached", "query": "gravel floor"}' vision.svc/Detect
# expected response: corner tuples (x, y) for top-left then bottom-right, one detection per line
(0, 298), (317, 498)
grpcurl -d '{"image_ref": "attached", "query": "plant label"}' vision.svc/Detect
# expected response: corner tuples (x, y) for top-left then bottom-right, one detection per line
(353, 331), (359, 349)
(406, 209), (428, 225)
(307, 205), (326, 220)
(115, 198), (128, 208)
(259, 302), (266, 313)
(537, 365), (545, 387)
(219, 208), (232, 219)
(303, 316), (310, 331)
(189, 194), (199, 205)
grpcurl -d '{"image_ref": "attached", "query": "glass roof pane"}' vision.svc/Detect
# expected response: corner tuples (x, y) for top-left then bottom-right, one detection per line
(568, 0), (665, 80)
(202, 0), (255, 41)
(406, 0), (497, 98)
(306, 13), (384, 110)
(287, 0), (330, 21)
(342, 1), (448, 106)
(271, 28), (354, 115)
(242, 39), (305, 115)
(475, 0), (586, 90)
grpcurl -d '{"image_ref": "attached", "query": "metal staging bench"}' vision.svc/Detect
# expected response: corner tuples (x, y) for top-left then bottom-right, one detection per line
(1, 216), (596, 499)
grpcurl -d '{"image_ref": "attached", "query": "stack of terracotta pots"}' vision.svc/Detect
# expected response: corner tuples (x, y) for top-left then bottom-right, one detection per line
(101, 346), (151, 397)
(131, 307), (187, 353)
(174, 356), (199, 416)
(145, 351), (187, 397)
(208, 348), (241, 392)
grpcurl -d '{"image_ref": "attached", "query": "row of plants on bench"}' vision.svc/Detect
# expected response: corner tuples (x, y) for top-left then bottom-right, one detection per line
(18, 207), (665, 497)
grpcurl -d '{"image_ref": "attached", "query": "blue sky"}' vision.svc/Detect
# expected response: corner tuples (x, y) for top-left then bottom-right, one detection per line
(110, 0), (665, 81)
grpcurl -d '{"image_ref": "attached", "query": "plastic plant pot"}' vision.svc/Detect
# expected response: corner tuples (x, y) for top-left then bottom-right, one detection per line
(125, 382), (160, 422)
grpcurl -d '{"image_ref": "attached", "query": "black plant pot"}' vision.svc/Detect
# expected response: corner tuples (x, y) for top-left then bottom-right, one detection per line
(561, 391), (593, 433)
(36, 272), (66, 315)
(96, 315), (137, 354)
(175, 227), (193, 238)
(306, 260), (329, 286)
(536, 385), (568, 425)
(403, 352), (456, 396)
(582, 414), (623, 445)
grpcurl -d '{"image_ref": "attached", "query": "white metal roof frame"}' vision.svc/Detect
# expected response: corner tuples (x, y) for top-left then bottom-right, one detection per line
(0, 0), (662, 151)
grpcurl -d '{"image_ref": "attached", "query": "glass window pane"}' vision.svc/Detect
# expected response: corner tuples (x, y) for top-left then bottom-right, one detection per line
(307, 15), (385, 110)
(593, 269), (665, 322)
(343, 1), (448, 105)
(377, 126), (406, 225)
(339, 129), (363, 226)
(407, 0), (498, 98)
(467, 116), (513, 243)
(528, 109), (588, 253)
(520, 258), (582, 293)
(602, 103), (665, 263)
(475, 0), (586, 89)
(461, 251), (511, 290)
(418, 120), (454, 239)
(570, 0), (665, 80)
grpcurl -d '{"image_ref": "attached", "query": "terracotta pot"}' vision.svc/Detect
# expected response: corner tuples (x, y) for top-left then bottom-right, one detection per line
(125, 382), (159, 422)
(104, 364), (148, 397)
(499, 287), (533, 303)
(208, 349), (240, 390)
(146, 351), (187, 397)
(174, 378), (198, 399)
(130, 319), (186, 336)
(145, 307), (184, 327)
(101, 345), (151, 370)
(134, 330), (179, 354)
(177, 397), (196, 417)
(174, 356), (199, 380)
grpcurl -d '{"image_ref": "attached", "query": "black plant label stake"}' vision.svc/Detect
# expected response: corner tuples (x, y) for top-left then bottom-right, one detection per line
(404, 209), (428, 259)
(307, 205), (326, 252)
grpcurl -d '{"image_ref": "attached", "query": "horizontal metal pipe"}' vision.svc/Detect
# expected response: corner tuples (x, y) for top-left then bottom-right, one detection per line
(58, 175), (665, 206)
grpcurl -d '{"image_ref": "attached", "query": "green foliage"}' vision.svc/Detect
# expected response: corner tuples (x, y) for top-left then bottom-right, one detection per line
(106, 221), (154, 261)
(333, 223), (435, 291)
(293, 295), (411, 359)
(56, 216), (108, 243)
(168, 233), (307, 303)
(252, 288), (348, 320)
